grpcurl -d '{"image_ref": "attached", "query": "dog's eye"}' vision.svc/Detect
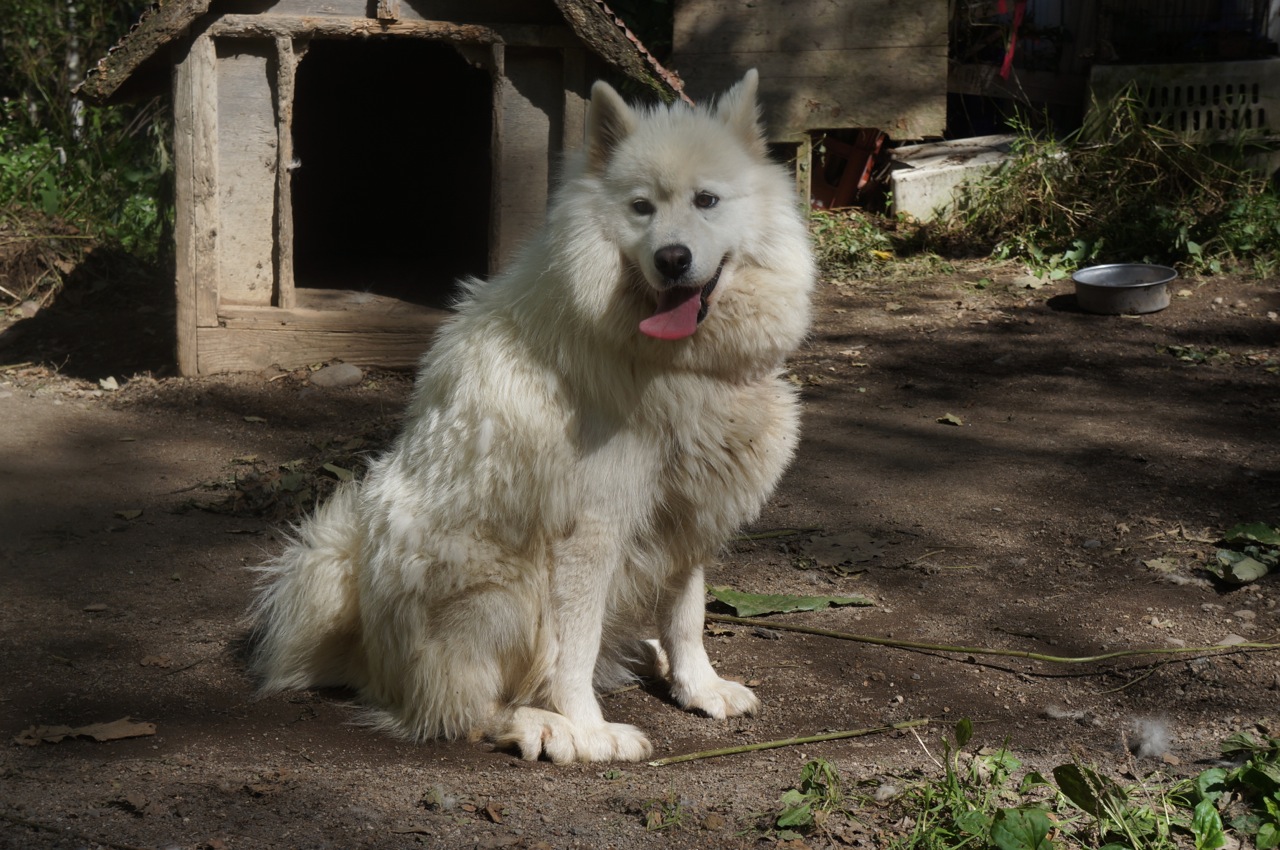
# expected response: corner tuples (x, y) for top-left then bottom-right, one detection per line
(631, 198), (655, 215)
(694, 191), (719, 210)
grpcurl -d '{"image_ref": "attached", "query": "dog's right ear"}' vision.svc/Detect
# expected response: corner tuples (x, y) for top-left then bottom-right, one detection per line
(585, 80), (636, 174)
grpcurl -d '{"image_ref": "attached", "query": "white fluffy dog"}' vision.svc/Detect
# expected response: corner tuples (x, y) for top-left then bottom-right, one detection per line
(248, 70), (815, 763)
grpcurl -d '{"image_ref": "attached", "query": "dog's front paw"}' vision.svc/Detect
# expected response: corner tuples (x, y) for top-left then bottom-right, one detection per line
(549, 720), (653, 764)
(493, 708), (653, 763)
(672, 676), (760, 720)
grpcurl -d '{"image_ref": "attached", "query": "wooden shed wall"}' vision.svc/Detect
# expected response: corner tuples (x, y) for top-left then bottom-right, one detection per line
(670, 0), (947, 141)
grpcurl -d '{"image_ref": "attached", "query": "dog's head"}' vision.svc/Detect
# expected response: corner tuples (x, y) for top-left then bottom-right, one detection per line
(583, 71), (775, 341)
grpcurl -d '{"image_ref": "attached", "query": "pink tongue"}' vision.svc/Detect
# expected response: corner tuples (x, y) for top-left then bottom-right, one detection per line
(639, 288), (702, 340)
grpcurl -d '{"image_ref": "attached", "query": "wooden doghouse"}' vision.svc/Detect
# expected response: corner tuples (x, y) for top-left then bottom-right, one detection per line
(79, 1), (679, 375)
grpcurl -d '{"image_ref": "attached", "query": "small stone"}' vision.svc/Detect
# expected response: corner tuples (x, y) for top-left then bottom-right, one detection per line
(310, 363), (364, 388)
(18, 300), (41, 318)
(701, 813), (725, 830)
(1232, 610), (1256, 622)
(83, 603), (108, 613)
(1082, 539), (1102, 549)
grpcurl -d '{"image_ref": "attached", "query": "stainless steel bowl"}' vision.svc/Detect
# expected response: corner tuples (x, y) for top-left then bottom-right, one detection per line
(1071, 264), (1177, 315)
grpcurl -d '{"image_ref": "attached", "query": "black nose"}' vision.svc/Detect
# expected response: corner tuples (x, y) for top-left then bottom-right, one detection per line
(654, 245), (693, 280)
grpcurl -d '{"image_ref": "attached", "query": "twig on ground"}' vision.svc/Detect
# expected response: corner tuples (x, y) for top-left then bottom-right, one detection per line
(705, 613), (1280, 665)
(648, 718), (931, 766)
(732, 527), (821, 542)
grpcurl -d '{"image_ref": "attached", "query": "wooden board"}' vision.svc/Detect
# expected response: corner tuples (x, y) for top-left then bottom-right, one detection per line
(670, 0), (947, 140)
(215, 39), (277, 306)
(172, 32), (220, 375)
(490, 46), (563, 270)
(198, 294), (449, 373)
(259, 0), (561, 23)
(195, 325), (443, 373)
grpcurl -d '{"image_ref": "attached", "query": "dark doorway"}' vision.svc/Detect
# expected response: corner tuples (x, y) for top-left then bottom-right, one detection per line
(291, 38), (491, 308)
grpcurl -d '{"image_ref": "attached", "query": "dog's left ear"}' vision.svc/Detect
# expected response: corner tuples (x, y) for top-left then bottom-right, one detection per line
(714, 69), (766, 158)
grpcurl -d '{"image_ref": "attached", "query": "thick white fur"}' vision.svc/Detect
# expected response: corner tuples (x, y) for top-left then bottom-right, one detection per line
(247, 70), (815, 763)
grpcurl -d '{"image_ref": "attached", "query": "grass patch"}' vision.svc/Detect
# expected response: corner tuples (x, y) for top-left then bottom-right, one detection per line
(881, 720), (1280, 850)
(738, 719), (1280, 848)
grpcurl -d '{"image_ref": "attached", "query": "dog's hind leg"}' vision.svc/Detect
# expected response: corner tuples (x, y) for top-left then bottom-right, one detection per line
(660, 562), (760, 719)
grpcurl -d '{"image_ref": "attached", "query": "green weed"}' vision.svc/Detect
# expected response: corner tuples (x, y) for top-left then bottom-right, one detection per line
(934, 92), (1280, 277)
(773, 757), (850, 837)
(885, 720), (1280, 850)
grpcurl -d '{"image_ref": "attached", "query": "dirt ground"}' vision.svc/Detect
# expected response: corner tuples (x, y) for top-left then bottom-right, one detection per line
(0, 259), (1278, 850)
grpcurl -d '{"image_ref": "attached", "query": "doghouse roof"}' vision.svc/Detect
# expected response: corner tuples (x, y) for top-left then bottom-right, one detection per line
(77, 0), (685, 104)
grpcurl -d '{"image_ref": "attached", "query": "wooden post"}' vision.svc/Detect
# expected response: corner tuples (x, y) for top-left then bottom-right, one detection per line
(172, 31), (219, 375)
(375, 0), (400, 22)
(562, 47), (586, 151)
(487, 42), (505, 277)
(274, 34), (297, 310)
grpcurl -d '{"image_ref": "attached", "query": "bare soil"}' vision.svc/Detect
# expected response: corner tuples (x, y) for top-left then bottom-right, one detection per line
(1, 261), (1278, 850)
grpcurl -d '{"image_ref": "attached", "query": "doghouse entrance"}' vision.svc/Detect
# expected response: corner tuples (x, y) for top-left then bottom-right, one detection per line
(290, 38), (492, 308)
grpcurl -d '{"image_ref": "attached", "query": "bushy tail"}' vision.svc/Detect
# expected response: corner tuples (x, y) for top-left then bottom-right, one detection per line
(246, 482), (367, 693)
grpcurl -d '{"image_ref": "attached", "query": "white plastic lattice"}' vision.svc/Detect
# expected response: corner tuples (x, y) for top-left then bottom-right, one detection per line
(1089, 59), (1280, 136)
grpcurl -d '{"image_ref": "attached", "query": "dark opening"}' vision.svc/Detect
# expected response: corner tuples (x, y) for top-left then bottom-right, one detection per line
(291, 38), (491, 308)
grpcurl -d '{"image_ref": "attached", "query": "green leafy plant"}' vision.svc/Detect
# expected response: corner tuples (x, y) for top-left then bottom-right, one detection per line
(889, 719), (1057, 850)
(1188, 731), (1280, 849)
(886, 723), (1280, 850)
(773, 758), (849, 837)
(1207, 522), (1279, 585)
(641, 789), (688, 831)
(933, 92), (1280, 276)
(811, 207), (897, 278)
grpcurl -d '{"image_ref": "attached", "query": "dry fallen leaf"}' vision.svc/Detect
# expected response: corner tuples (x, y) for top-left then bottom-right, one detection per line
(14, 716), (157, 746)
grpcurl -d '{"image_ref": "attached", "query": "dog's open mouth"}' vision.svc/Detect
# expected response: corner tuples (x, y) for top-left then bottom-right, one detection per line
(638, 258), (726, 341)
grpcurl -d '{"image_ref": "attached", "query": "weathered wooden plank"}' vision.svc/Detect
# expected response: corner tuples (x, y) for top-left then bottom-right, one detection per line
(259, 0), (561, 23)
(78, 0), (215, 103)
(562, 46), (587, 151)
(670, 0), (947, 140)
(194, 324), (444, 373)
(172, 31), (220, 375)
(673, 0), (945, 54)
(219, 291), (449, 331)
(673, 48), (948, 140)
(491, 46), (562, 270)
(375, 0), (400, 22)
(207, 14), (577, 48)
(215, 39), (277, 306)
(274, 35), (298, 310)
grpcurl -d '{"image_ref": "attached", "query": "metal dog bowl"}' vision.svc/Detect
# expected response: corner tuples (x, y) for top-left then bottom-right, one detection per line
(1071, 264), (1177, 315)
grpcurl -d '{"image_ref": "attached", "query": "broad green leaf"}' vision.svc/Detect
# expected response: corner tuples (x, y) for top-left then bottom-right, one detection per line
(1192, 799), (1227, 850)
(1019, 771), (1053, 794)
(1258, 822), (1279, 850)
(954, 717), (974, 748)
(1224, 522), (1280, 546)
(1053, 763), (1125, 817)
(1239, 763), (1280, 794)
(1220, 732), (1263, 757)
(707, 585), (873, 617)
(775, 789), (813, 827)
(1213, 549), (1271, 583)
(990, 808), (1055, 850)
(956, 808), (991, 836)
(1194, 768), (1229, 803)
